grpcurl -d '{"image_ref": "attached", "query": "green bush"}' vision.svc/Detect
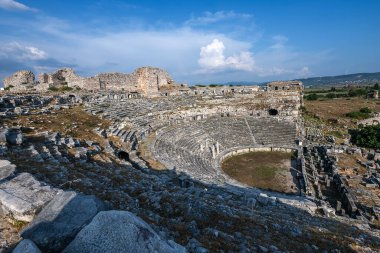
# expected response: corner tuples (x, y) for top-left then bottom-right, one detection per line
(350, 125), (380, 148)
(60, 86), (73, 91)
(326, 93), (337, 99)
(346, 111), (369, 119)
(348, 88), (367, 97)
(4, 85), (14, 91)
(48, 86), (59, 92)
(48, 86), (73, 92)
(359, 107), (372, 114)
(346, 107), (372, 119)
(305, 93), (318, 100)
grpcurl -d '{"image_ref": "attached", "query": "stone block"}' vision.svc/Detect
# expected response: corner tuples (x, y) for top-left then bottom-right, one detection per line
(5, 128), (23, 145)
(12, 239), (42, 253)
(21, 191), (108, 252)
(0, 128), (8, 143)
(63, 210), (186, 253)
(0, 160), (16, 180)
(0, 173), (59, 222)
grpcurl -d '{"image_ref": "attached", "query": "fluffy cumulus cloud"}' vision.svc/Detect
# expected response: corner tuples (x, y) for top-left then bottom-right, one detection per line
(198, 39), (254, 72)
(0, 0), (33, 11)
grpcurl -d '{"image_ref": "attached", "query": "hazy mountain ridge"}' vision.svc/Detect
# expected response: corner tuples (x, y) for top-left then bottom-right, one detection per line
(299, 72), (380, 87)
(197, 72), (380, 87)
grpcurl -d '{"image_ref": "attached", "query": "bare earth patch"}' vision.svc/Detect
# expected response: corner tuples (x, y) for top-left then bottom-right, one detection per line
(222, 151), (297, 193)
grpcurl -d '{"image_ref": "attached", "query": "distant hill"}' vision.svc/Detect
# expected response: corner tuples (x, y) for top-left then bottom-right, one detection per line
(192, 72), (380, 88)
(222, 81), (261, 86)
(299, 72), (380, 88)
(194, 81), (261, 86)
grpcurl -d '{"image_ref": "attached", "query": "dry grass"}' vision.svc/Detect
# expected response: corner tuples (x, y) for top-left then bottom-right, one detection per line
(222, 151), (296, 193)
(337, 153), (366, 172)
(3, 106), (111, 144)
(303, 97), (380, 142)
(137, 132), (166, 170)
(304, 97), (380, 128)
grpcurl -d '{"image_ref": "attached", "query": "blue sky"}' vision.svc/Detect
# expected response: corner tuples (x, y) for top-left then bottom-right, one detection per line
(0, 0), (379, 84)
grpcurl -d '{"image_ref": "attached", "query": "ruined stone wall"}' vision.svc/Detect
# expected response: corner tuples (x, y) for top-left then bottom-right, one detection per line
(267, 81), (303, 91)
(34, 66), (175, 95)
(134, 67), (173, 96)
(95, 73), (137, 91)
(3, 70), (35, 89)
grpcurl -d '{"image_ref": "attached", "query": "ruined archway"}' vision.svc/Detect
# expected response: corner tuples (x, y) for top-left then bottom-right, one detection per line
(117, 151), (129, 160)
(268, 109), (278, 116)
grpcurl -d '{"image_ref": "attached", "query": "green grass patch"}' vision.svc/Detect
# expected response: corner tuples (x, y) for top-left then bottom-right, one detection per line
(346, 107), (372, 119)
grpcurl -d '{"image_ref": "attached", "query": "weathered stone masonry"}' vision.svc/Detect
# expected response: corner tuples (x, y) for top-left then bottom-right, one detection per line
(3, 67), (176, 97)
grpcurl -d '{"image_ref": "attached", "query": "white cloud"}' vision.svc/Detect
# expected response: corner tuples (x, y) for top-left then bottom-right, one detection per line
(0, 0), (33, 11)
(225, 52), (255, 71)
(297, 66), (311, 78)
(271, 35), (288, 49)
(198, 39), (254, 72)
(198, 39), (226, 69)
(0, 10), (332, 83)
(185, 11), (252, 26)
(0, 42), (47, 60)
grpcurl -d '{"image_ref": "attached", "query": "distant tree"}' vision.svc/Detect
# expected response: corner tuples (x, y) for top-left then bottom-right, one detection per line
(374, 83), (379, 90)
(326, 93), (337, 99)
(305, 93), (318, 100)
(348, 88), (366, 97)
(350, 125), (380, 148)
(330, 87), (337, 92)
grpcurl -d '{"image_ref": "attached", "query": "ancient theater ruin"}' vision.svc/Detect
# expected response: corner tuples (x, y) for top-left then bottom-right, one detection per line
(1, 67), (380, 252)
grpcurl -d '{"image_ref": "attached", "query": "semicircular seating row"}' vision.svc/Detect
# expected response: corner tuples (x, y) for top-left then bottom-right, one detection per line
(153, 116), (297, 184)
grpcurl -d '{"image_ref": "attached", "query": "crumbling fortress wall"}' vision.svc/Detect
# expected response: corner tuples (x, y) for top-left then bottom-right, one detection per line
(3, 67), (176, 97)
(3, 70), (35, 91)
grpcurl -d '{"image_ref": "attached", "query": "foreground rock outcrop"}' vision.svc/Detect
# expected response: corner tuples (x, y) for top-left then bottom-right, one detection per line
(21, 191), (108, 252)
(12, 239), (41, 253)
(0, 172), (59, 222)
(63, 210), (186, 253)
(0, 160), (187, 252)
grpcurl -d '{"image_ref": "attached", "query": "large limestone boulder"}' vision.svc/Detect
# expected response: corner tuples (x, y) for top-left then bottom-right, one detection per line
(0, 160), (15, 180)
(0, 128), (8, 143)
(63, 210), (186, 253)
(5, 128), (23, 145)
(12, 239), (42, 253)
(0, 173), (59, 222)
(3, 70), (35, 90)
(21, 191), (108, 252)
